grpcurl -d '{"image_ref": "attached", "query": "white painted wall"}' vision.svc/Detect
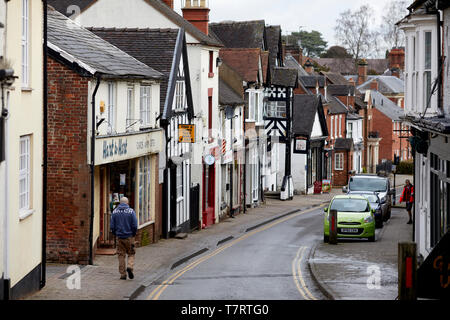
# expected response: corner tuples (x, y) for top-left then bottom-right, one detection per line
(0, 0), (6, 284)
(444, 8), (450, 116)
(5, 0), (44, 288)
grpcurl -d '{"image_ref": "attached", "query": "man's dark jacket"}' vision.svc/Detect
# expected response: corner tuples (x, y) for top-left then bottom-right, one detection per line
(110, 203), (138, 239)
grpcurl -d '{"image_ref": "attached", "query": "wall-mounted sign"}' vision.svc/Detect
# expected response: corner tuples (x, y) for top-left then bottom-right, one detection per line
(178, 124), (195, 143)
(204, 154), (215, 166)
(95, 130), (163, 166)
(293, 136), (309, 154)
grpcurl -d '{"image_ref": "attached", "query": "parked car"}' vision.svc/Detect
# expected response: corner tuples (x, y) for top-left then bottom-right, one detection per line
(324, 195), (376, 242)
(342, 174), (394, 221)
(348, 191), (383, 228)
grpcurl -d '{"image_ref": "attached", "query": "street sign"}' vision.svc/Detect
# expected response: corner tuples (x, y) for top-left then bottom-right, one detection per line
(178, 124), (195, 143)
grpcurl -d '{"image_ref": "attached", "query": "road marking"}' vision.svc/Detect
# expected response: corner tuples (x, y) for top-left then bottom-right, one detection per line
(292, 246), (317, 300)
(146, 205), (326, 300)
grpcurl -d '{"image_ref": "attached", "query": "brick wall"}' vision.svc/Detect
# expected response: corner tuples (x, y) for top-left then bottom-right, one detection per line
(372, 108), (393, 162)
(46, 57), (91, 264)
(333, 150), (351, 186)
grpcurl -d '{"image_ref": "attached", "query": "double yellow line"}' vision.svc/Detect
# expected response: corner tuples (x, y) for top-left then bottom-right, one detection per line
(147, 205), (325, 300)
(292, 246), (317, 300)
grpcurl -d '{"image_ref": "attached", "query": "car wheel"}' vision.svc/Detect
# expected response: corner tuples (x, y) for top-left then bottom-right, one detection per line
(368, 235), (376, 242)
(324, 235), (329, 243)
(376, 219), (383, 229)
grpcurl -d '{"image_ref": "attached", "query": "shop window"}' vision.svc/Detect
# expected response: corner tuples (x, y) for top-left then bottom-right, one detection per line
(138, 156), (152, 225)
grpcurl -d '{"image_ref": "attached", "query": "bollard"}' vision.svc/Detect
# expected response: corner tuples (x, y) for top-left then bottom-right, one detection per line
(329, 209), (338, 245)
(398, 242), (417, 300)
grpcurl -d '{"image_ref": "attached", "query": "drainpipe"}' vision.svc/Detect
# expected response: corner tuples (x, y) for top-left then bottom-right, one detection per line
(89, 76), (101, 265)
(41, 0), (48, 289)
(436, 9), (443, 113)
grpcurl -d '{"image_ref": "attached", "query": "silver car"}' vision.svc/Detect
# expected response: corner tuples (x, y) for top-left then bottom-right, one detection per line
(343, 175), (395, 222)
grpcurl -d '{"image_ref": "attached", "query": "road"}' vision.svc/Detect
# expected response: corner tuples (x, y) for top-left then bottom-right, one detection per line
(137, 204), (386, 300)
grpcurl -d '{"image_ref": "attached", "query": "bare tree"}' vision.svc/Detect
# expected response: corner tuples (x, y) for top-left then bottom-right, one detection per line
(335, 4), (376, 61)
(380, 0), (409, 50)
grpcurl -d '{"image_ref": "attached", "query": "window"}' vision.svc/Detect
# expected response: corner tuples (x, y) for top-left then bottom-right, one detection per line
(138, 156), (152, 225)
(424, 31), (432, 107)
(347, 122), (353, 139)
(107, 83), (115, 133)
(339, 115), (342, 137)
(208, 96), (213, 141)
(335, 153), (344, 171)
(247, 91), (255, 121)
(330, 116), (334, 139)
(209, 51), (214, 77)
(334, 115), (338, 138)
(176, 164), (183, 200)
(140, 85), (152, 127)
(266, 101), (286, 118)
(21, 0), (29, 87)
(175, 80), (186, 111)
(126, 86), (134, 130)
(19, 135), (31, 213)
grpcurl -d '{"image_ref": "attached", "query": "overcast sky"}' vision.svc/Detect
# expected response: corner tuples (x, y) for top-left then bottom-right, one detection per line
(175, 0), (406, 48)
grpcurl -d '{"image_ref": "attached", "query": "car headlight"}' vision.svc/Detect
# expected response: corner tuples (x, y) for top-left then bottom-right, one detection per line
(364, 215), (374, 223)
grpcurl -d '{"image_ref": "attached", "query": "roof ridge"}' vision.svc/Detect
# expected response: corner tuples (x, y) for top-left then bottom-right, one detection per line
(87, 27), (178, 33)
(210, 19), (266, 26)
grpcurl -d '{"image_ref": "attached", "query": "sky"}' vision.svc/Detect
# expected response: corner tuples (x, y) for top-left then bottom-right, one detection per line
(174, 0), (406, 48)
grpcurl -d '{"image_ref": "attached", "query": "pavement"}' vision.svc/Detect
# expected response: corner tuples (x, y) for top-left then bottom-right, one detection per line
(24, 173), (413, 301)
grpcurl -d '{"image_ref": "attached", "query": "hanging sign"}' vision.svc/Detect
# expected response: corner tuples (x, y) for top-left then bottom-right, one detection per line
(204, 154), (215, 166)
(178, 124), (196, 143)
(293, 135), (309, 154)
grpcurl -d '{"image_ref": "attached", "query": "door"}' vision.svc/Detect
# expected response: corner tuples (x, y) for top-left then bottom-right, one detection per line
(202, 164), (215, 227)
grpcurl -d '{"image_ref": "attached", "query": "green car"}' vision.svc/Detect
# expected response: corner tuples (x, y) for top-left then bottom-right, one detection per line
(323, 195), (376, 242)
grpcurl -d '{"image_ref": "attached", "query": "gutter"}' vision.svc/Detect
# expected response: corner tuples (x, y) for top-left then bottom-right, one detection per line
(89, 75), (101, 265)
(41, 0), (48, 290)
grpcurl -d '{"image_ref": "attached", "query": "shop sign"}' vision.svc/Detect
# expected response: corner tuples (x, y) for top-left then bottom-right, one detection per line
(95, 131), (162, 165)
(204, 154), (215, 166)
(293, 135), (309, 154)
(178, 124), (195, 143)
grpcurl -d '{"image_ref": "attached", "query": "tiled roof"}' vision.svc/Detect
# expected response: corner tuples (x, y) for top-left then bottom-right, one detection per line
(292, 95), (328, 137)
(48, 0), (222, 47)
(47, 7), (163, 80)
(299, 75), (326, 88)
(265, 25), (282, 70)
(209, 20), (266, 49)
(219, 80), (244, 106)
(88, 27), (179, 114)
(314, 58), (389, 75)
(321, 71), (350, 85)
(284, 55), (309, 77)
(219, 48), (262, 83)
(370, 90), (404, 121)
(334, 138), (354, 150)
(326, 95), (348, 115)
(357, 76), (404, 94)
(327, 84), (355, 96)
(270, 67), (298, 88)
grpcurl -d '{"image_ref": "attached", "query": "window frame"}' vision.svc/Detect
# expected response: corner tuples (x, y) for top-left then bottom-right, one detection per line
(140, 85), (152, 127)
(138, 156), (153, 226)
(335, 152), (344, 171)
(21, 0), (30, 87)
(19, 135), (32, 217)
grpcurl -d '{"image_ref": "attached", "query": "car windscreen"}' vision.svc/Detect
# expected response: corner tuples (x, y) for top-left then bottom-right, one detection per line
(354, 194), (378, 203)
(330, 198), (369, 212)
(349, 177), (387, 192)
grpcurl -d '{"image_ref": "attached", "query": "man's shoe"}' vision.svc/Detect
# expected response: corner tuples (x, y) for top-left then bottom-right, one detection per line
(407, 220), (412, 224)
(120, 275), (127, 280)
(127, 268), (134, 280)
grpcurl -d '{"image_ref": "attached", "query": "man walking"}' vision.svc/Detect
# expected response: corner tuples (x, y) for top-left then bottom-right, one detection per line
(111, 197), (138, 280)
(400, 179), (414, 225)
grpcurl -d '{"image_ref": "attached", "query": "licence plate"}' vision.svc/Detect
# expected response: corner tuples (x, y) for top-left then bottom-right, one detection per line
(341, 228), (359, 233)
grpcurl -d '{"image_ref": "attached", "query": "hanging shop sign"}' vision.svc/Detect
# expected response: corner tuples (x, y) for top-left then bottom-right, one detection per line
(178, 124), (196, 143)
(204, 154), (215, 166)
(293, 135), (309, 154)
(95, 130), (163, 165)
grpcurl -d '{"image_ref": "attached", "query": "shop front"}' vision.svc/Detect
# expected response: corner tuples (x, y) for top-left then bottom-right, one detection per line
(94, 130), (163, 252)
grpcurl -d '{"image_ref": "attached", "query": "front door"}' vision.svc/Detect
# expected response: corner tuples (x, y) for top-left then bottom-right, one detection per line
(202, 164), (215, 227)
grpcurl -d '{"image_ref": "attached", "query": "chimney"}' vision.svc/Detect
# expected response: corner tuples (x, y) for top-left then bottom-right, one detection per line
(388, 48), (405, 71)
(357, 59), (368, 86)
(370, 79), (378, 91)
(286, 44), (303, 65)
(304, 59), (314, 74)
(162, 0), (174, 9)
(391, 65), (400, 78)
(182, 0), (210, 35)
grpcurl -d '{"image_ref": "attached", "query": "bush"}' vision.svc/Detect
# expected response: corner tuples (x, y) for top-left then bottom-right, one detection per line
(396, 161), (413, 174)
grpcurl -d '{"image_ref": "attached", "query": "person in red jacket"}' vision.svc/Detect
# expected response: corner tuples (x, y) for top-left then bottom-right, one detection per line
(400, 180), (414, 224)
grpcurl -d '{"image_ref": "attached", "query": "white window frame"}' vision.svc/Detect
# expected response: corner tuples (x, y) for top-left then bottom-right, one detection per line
(19, 135), (32, 218)
(126, 86), (135, 130)
(175, 80), (186, 112)
(335, 153), (344, 171)
(247, 90), (256, 121)
(140, 85), (152, 127)
(107, 82), (116, 133)
(339, 115), (342, 137)
(138, 156), (153, 226)
(21, 0), (30, 87)
(330, 116), (334, 139)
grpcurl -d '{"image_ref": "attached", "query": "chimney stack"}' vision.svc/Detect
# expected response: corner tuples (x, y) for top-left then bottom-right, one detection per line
(357, 59), (368, 86)
(304, 59), (314, 74)
(388, 48), (405, 71)
(162, 0), (174, 9)
(182, 0), (210, 35)
(285, 44), (303, 65)
(370, 79), (379, 91)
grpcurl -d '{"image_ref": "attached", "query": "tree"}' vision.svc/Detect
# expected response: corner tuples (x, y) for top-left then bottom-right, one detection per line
(320, 46), (352, 58)
(334, 5), (376, 61)
(380, 0), (409, 50)
(283, 30), (327, 57)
